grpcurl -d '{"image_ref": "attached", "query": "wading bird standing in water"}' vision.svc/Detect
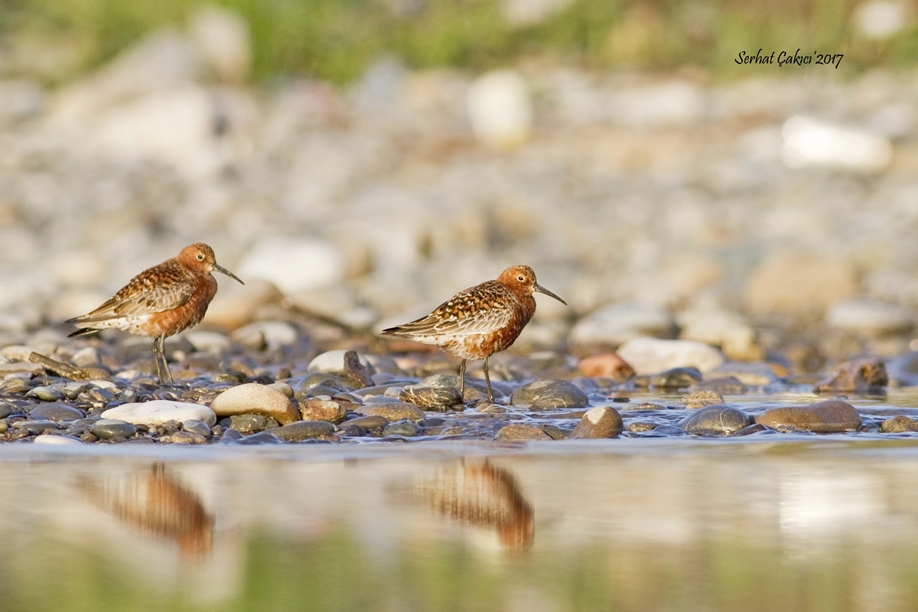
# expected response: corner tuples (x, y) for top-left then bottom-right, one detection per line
(381, 265), (566, 403)
(67, 243), (243, 384)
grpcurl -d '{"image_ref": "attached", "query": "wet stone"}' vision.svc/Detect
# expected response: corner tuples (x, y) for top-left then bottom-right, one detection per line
(756, 400), (862, 433)
(400, 384), (463, 410)
(577, 353), (635, 383)
(29, 403), (84, 422)
(680, 405), (753, 435)
(182, 419), (212, 438)
(732, 423), (769, 436)
(540, 424), (569, 440)
(495, 424), (552, 441)
(345, 415), (388, 434)
(510, 380), (589, 409)
(815, 358), (888, 393)
(568, 406), (623, 439)
(681, 390), (725, 410)
(14, 421), (61, 435)
(221, 414), (280, 434)
(90, 419), (137, 440)
(880, 415), (918, 433)
(628, 422), (657, 432)
(650, 367), (702, 389)
(236, 431), (282, 445)
(271, 421), (338, 442)
(622, 402), (666, 411)
(383, 420), (420, 437)
(0, 403), (12, 419)
(299, 399), (348, 423)
(478, 404), (506, 414)
(168, 431), (207, 444)
(361, 402), (425, 422)
(645, 425), (686, 436)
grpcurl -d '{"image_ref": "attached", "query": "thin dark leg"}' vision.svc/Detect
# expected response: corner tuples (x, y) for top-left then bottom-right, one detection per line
(154, 335), (174, 384)
(483, 356), (493, 403)
(458, 359), (467, 401)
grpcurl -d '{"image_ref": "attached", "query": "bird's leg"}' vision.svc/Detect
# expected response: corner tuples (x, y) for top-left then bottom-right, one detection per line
(483, 356), (493, 403)
(154, 335), (174, 385)
(458, 359), (467, 402)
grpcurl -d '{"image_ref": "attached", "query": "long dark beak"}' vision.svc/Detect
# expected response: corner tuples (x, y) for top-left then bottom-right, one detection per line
(534, 283), (566, 305)
(214, 263), (244, 285)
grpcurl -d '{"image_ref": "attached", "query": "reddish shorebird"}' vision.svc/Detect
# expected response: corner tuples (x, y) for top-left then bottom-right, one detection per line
(381, 265), (566, 402)
(67, 243), (243, 384)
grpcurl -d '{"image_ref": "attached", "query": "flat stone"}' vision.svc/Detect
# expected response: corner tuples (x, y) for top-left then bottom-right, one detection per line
(360, 402), (425, 422)
(271, 421), (337, 442)
(577, 353), (635, 382)
(299, 399), (348, 423)
(102, 400), (217, 427)
(400, 384), (463, 410)
(880, 415), (918, 433)
(814, 358), (888, 393)
(182, 419), (212, 438)
(628, 422), (657, 432)
(29, 403), (84, 422)
(510, 380), (589, 409)
(344, 415), (388, 433)
(680, 405), (753, 435)
(14, 421), (61, 434)
(91, 419), (137, 439)
(681, 390), (725, 410)
(221, 413), (279, 433)
(33, 435), (83, 446)
(756, 400), (862, 433)
(495, 424), (552, 441)
(210, 383), (300, 424)
(168, 431), (207, 444)
(617, 337), (724, 375)
(567, 407), (623, 439)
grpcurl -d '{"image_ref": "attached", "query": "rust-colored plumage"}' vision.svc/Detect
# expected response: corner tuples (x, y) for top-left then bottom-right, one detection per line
(66, 243), (243, 383)
(381, 265), (566, 402)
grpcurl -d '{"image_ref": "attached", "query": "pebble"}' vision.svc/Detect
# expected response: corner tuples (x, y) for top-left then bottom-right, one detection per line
(567, 407), (623, 439)
(0, 403), (12, 418)
(344, 415), (388, 434)
(29, 403), (84, 422)
(495, 424), (552, 441)
(681, 390), (725, 410)
(617, 337), (724, 375)
(299, 399), (348, 423)
(33, 435), (83, 445)
(705, 362), (778, 386)
(510, 380), (589, 409)
(210, 383), (300, 425)
(628, 422), (657, 432)
(400, 384), (463, 410)
(221, 414), (279, 433)
(361, 402), (425, 422)
(14, 420), (61, 434)
(756, 400), (862, 433)
(271, 421), (338, 442)
(231, 321), (299, 350)
(577, 353), (635, 383)
(680, 405), (753, 435)
(90, 419), (137, 440)
(168, 431), (207, 444)
(383, 420), (421, 437)
(26, 386), (64, 401)
(182, 419), (213, 438)
(235, 431), (282, 445)
(307, 350), (374, 376)
(814, 358), (888, 393)
(650, 367), (702, 389)
(101, 401), (217, 427)
(879, 415), (918, 433)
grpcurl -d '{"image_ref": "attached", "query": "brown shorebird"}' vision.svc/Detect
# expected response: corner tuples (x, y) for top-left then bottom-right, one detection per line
(67, 243), (243, 384)
(381, 265), (566, 402)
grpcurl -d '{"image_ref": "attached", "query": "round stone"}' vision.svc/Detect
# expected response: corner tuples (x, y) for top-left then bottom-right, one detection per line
(383, 420), (421, 437)
(168, 431), (207, 444)
(299, 399), (348, 423)
(361, 402), (425, 422)
(91, 419), (137, 440)
(27, 387), (64, 401)
(271, 421), (337, 442)
(650, 367), (702, 389)
(102, 400), (217, 427)
(679, 405), (753, 435)
(880, 415), (918, 433)
(567, 406), (623, 439)
(495, 424), (552, 441)
(182, 419), (212, 438)
(221, 413), (279, 433)
(510, 380), (589, 409)
(681, 390), (725, 410)
(210, 383), (300, 424)
(400, 385), (463, 410)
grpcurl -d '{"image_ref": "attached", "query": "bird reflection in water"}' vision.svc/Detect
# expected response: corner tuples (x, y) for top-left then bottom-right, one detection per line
(78, 463), (214, 562)
(409, 459), (534, 551)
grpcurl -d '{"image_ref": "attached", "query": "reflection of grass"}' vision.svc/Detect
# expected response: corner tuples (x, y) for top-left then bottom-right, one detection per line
(3, 0), (917, 84)
(7, 528), (918, 611)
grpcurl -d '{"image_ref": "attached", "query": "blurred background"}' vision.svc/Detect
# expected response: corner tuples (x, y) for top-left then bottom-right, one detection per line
(2, 0), (918, 370)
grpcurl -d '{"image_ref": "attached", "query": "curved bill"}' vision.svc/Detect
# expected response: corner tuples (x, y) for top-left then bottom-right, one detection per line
(214, 263), (244, 285)
(534, 283), (566, 305)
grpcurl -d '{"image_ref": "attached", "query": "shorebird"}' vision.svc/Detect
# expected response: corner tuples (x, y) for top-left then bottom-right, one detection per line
(381, 265), (566, 402)
(67, 243), (243, 384)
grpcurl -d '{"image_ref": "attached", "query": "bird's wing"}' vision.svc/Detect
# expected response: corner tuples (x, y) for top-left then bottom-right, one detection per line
(69, 261), (195, 323)
(384, 282), (515, 337)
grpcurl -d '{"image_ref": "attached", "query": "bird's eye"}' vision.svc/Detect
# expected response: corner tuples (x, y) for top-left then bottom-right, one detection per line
(196, 254), (204, 261)
(517, 275), (525, 282)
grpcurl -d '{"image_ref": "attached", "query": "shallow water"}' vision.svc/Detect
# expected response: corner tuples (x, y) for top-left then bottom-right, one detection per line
(6, 422), (918, 612)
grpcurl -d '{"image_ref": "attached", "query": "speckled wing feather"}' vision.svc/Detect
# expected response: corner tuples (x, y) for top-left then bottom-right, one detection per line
(383, 281), (515, 337)
(68, 260), (196, 323)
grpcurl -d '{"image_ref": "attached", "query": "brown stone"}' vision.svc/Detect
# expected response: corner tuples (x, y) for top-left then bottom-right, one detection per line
(814, 358), (888, 393)
(681, 390), (724, 409)
(361, 402), (425, 422)
(495, 424), (552, 441)
(299, 399), (348, 423)
(578, 353), (635, 383)
(756, 400), (862, 433)
(880, 415), (918, 433)
(567, 407), (623, 439)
